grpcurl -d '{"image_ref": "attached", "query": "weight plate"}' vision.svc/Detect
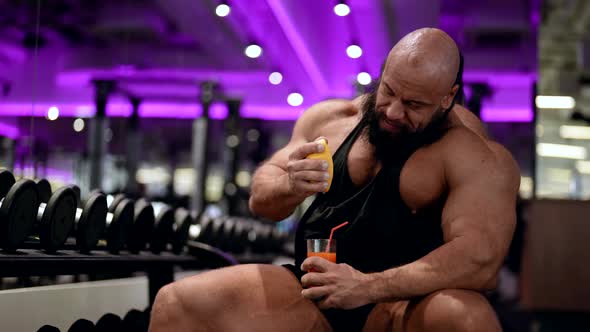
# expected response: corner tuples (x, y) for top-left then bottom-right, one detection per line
(76, 192), (107, 253)
(127, 199), (154, 253)
(40, 186), (77, 252)
(68, 318), (95, 332)
(96, 313), (122, 332)
(107, 198), (134, 254)
(109, 194), (126, 214)
(0, 169), (15, 198)
(171, 208), (192, 254)
(220, 218), (236, 251)
(150, 205), (174, 254)
(0, 179), (38, 250)
(35, 179), (52, 203)
(67, 184), (81, 207)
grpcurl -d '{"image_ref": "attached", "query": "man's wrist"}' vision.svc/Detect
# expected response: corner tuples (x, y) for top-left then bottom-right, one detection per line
(363, 272), (383, 304)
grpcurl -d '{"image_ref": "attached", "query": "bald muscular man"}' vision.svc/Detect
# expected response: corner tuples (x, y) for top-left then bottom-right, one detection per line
(149, 28), (520, 332)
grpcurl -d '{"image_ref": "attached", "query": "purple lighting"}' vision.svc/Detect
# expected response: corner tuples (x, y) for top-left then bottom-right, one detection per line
(0, 102), (297, 120)
(0, 101), (531, 122)
(481, 108), (533, 123)
(265, 0), (329, 94)
(0, 121), (20, 139)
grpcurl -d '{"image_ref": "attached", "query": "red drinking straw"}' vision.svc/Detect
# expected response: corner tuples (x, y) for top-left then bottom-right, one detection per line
(326, 221), (349, 253)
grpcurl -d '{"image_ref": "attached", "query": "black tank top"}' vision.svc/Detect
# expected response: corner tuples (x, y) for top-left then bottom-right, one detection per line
(294, 121), (445, 273)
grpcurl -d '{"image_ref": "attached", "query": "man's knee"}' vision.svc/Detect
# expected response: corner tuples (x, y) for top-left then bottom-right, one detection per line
(408, 289), (501, 332)
(150, 284), (188, 331)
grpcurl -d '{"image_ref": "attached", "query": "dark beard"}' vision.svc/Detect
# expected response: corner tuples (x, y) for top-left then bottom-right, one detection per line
(359, 91), (449, 165)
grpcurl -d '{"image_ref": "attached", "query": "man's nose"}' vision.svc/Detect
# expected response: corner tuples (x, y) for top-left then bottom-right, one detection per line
(384, 102), (404, 121)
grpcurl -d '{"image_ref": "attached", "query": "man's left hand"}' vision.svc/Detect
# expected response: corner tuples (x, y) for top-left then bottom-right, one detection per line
(300, 256), (374, 310)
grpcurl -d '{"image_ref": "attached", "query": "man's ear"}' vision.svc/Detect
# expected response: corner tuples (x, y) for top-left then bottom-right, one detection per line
(442, 84), (460, 109)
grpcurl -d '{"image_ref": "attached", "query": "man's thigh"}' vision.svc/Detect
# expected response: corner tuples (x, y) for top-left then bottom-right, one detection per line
(363, 289), (501, 332)
(169, 264), (333, 332)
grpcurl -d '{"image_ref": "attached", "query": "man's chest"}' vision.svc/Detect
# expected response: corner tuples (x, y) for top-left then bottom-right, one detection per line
(346, 140), (447, 213)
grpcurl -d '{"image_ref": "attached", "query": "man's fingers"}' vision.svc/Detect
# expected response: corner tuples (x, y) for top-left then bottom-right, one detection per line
(300, 272), (326, 288)
(293, 170), (330, 182)
(301, 256), (331, 273)
(290, 141), (325, 160)
(287, 159), (328, 173)
(294, 180), (328, 194)
(314, 136), (329, 144)
(301, 286), (332, 301)
(316, 296), (335, 310)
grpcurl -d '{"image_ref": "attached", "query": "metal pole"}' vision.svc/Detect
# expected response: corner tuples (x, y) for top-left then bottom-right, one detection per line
(191, 81), (216, 214)
(88, 80), (115, 190)
(126, 97), (141, 195)
(223, 98), (242, 215)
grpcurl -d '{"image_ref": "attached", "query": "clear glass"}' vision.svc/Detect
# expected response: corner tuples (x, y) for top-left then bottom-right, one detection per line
(306, 239), (336, 263)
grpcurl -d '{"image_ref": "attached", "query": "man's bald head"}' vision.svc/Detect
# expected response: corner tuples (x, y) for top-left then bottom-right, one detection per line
(385, 28), (460, 95)
(360, 28), (462, 164)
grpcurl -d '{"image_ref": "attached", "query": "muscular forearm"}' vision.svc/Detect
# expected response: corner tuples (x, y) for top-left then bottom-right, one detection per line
(366, 237), (498, 302)
(249, 163), (307, 221)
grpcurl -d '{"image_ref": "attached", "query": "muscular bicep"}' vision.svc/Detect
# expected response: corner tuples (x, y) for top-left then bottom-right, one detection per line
(441, 138), (520, 267)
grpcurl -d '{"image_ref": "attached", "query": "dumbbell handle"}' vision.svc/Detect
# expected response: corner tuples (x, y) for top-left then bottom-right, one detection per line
(36, 202), (48, 221)
(74, 207), (114, 226)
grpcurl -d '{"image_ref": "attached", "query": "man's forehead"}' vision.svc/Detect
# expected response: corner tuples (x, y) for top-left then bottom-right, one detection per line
(382, 60), (444, 99)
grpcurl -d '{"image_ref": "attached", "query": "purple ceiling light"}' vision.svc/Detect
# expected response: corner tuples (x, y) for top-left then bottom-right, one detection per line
(265, 0), (329, 94)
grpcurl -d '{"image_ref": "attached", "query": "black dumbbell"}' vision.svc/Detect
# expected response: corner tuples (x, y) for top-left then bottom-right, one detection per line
(34, 182), (107, 253)
(170, 208), (192, 254)
(37, 325), (60, 332)
(75, 192), (134, 254)
(129, 198), (154, 253)
(96, 313), (122, 332)
(109, 197), (154, 253)
(143, 200), (194, 254)
(32, 179), (78, 252)
(32, 185), (133, 254)
(227, 217), (250, 254)
(67, 184), (82, 207)
(191, 215), (261, 254)
(103, 197), (134, 254)
(5, 173), (77, 252)
(110, 195), (192, 254)
(191, 213), (217, 245)
(71, 191), (107, 253)
(122, 309), (149, 332)
(68, 318), (95, 332)
(96, 193), (135, 254)
(0, 169), (39, 250)
(148, 201), (175, 254)
(104, 193), (153, 253)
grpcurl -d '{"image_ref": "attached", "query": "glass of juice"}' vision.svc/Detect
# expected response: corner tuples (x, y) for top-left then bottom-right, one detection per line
(306, 239), (336, 269)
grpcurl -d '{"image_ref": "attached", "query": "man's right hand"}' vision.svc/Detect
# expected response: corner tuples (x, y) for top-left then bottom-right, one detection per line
(286, 141), (331, 196)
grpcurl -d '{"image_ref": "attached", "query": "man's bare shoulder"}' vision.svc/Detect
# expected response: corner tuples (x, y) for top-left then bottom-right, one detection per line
(452, 105), (489, 139)
(294, 98), (360, 141)
(439, 127), (520, 190)
(302, 98), (359, 122)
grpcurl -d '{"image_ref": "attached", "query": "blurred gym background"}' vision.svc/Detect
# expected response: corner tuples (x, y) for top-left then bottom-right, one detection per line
(0, 0), (588, 331)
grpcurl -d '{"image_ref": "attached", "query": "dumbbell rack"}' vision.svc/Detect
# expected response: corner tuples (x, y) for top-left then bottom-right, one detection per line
(0, 242), (237, 304)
